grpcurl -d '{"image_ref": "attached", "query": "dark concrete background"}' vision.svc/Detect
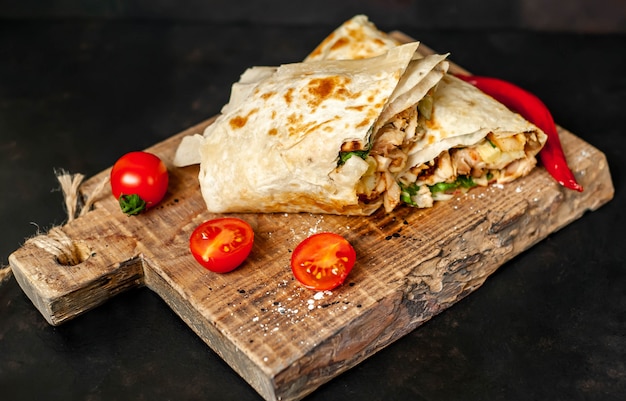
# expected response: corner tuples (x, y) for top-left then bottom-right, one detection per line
(1, 2), (625, 401)
(1, 0), (625, 32)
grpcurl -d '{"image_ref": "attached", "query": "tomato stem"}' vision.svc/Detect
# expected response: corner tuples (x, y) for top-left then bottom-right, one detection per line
(118, 194), (147, 215)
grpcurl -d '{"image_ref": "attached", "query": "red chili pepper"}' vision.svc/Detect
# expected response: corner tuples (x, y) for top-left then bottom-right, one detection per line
(454, 74), (583, 192)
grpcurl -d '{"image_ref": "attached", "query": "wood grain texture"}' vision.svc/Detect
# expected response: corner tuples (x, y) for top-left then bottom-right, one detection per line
(9, 48), (615, 400)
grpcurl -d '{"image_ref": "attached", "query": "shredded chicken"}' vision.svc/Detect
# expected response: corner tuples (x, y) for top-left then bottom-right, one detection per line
(366, 106), (424, 211)
(450, 147), (482, 177)
(501, 158), (536, 183)
(382, 171), (401, 212)
(342, 105), (542, 212)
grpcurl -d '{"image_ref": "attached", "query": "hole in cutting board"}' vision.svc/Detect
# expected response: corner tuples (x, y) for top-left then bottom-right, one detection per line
(55, 240), (92, 266)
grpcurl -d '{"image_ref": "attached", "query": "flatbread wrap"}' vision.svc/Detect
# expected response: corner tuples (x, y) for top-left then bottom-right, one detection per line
(174, 41), (450, 214)
(304, 15), (547, 209)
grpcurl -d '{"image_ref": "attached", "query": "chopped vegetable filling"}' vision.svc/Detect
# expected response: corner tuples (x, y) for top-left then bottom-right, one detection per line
(338, 100), (543, 211)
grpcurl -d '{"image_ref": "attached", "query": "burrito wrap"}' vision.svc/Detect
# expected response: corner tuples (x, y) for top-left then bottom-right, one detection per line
(174, 42), (450, 214)
(305, 15), (547, 208)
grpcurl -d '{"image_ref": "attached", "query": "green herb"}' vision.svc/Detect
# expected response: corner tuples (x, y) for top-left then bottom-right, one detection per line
(429, 181), (458, 194)
(338, 149), (370, 165)
(338, 125), (374, 166)
(429, 175), (477, 194)
(399, 182), (421, 206)
(457, 175), (477, 189)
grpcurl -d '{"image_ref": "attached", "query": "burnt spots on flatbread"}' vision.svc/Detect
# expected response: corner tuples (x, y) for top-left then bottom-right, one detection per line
(330, 37), (350, 52)
(229, 115), (247, 129)
(346, 105), (366, 112)
(340, 139), (365, 152)
(373, 38), (385, 47)
(229, 108), (260, 130)
(283, 87), (294, 105)
(304, 76), (357, 110)
(284, 112), (342, 140)
(356, 117), (371, 129)
(286, 113), (305, 137)
(346, 26), (366, 46)
(260, 91), (275, 100)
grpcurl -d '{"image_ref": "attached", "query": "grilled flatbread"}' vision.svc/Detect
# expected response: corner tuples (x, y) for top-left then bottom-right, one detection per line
(174, 42), (449, 214)
(305, 15), (547, 209)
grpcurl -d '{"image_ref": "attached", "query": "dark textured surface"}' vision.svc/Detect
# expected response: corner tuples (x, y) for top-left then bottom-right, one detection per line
(1, 18), (625, 401)
(1, 0), (625, 32)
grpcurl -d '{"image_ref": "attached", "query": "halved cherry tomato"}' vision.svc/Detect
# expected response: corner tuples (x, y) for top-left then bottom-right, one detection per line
(290, 232), (356, 291)
(110, 151), (169, 215)
(189, 217), (254, 273)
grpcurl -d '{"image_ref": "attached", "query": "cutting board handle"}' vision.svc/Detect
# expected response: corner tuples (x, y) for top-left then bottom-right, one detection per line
(9, 211), (144, 326)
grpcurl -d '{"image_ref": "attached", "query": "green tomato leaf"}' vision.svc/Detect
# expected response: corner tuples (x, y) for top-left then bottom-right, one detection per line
(118, 194), (147, 215)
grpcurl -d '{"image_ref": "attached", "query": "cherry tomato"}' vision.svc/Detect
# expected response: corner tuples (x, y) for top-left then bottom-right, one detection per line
(290, 232), (356, 291)
(110, 151), (169, 215)
(190, 218), (255, 273)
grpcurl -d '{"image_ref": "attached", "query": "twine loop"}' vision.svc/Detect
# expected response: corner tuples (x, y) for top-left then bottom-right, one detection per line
(1, 170), (109, 282)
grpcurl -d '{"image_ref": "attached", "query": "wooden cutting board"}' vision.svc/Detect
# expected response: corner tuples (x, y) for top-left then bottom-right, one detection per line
(8, 39), (614, 401)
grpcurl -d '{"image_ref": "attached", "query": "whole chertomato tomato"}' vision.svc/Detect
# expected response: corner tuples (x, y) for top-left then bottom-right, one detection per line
(190, 217), (255, 273)
(110, 151), (169, 215)
(290, 232), (356, 291)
